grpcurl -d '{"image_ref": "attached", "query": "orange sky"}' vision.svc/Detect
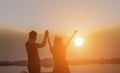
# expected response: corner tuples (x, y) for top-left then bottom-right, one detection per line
(0, 0), (120, 61)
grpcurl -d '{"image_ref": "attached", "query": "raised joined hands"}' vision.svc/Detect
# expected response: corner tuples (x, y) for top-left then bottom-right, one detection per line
(45, 30), (49, 36)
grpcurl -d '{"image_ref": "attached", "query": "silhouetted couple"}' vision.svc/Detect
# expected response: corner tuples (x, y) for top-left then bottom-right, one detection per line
(25, 30), (77, 73)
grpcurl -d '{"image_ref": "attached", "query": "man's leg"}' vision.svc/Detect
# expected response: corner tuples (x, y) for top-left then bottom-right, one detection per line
(34, 64), (41, 73)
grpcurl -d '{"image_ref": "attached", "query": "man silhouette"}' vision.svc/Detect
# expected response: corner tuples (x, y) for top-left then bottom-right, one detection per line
(25, 30), (48, 73)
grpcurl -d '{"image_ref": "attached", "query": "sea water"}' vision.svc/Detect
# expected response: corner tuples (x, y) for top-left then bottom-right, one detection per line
(0, 64), (120, 73)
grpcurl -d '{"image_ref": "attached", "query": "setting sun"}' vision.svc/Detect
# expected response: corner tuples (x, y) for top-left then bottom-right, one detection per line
(74, 37), (84, 47)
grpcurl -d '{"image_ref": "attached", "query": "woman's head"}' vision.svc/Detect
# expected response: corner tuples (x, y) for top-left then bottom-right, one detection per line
(54, 35), (64, 47)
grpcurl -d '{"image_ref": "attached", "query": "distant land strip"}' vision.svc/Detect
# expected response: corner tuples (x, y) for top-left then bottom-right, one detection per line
(0, 58), (120, 68)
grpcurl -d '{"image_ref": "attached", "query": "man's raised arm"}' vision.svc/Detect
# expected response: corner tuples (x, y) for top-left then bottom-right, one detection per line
(37, 30), (48, 48)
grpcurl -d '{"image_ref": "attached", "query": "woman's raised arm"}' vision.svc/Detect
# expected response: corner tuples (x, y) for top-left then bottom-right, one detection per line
(65, 31), (77, 48)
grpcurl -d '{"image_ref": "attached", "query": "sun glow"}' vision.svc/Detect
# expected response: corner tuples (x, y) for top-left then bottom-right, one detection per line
(74, 37), (84, 47)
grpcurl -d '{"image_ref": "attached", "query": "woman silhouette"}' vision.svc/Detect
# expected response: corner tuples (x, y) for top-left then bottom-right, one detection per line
(48, 31), (77, 73)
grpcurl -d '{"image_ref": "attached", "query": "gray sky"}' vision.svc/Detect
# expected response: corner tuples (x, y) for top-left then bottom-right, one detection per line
(0, 0), (120, 32)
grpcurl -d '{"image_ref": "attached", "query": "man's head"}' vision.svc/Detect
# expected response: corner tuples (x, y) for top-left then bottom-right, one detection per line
(29, 30), (37, 41)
